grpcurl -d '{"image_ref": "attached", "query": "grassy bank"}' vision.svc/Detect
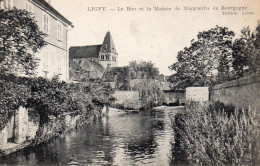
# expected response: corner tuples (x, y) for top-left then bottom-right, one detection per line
(171, 102), (259, 165)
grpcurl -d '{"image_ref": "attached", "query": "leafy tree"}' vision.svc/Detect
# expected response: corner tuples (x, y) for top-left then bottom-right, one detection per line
(169, 26), (235, 88)
(0, 8), (46, 75)
(129, 60), (159, 79)
(232, 21), (260, 77)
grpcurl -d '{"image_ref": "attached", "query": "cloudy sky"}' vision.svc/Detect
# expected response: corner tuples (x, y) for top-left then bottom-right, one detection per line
(50, 0), (260, 75)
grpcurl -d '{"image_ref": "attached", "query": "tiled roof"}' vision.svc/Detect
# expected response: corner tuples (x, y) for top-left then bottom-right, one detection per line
(80, 59), (104, 72)
(33, 0), (73, 26)
(69, 45), (102, 59)
(100, 31), (118, 54)
(70, 60), (84, 71)
(69, 59), (105, 81)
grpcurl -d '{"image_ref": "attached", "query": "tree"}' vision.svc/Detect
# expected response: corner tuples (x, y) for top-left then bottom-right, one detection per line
(129, 60), (159, 79)
(0, 8), (46, 76)
(169, 26), (235, 88)
(232, 21), (260, 77)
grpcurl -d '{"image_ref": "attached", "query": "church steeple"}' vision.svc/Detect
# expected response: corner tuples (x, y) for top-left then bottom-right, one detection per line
(100, 31), (118, 54)
(98, 31), (118, 69)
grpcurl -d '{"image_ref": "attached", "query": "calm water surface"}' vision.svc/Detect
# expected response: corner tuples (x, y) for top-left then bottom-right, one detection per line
(0, 107), (181, 166)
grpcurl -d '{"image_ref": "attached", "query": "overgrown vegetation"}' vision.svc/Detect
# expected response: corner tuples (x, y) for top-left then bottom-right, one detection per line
(0, 74), (113, 130)
(171, 102), (259, 165)
(104, 61), (165, 110)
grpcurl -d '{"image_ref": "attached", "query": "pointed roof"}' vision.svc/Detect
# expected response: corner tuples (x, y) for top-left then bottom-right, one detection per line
(100, 31), (118, 54)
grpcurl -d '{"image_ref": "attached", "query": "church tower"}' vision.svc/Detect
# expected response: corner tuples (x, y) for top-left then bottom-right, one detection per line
(99, 31), (118, 68)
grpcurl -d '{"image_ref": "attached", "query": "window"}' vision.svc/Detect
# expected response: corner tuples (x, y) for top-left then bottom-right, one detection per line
(43, 13), (50, 34)
(24, 1), (33, 12)
(105, 55), (109, 60)
(101, 55), (104, 60)
(57, 21), (63, 41)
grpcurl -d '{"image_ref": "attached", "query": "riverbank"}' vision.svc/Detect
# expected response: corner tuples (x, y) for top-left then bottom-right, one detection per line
(153, 105), (185, 111)
(0, 110), (97, 157)
(0, 107), (180, 165)
(0, 74), (113, 157)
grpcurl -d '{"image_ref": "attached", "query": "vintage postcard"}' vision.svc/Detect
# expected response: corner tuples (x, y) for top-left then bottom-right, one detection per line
(0, 0), (259, 165)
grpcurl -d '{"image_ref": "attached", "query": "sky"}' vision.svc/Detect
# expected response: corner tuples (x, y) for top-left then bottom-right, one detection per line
(50, 0), (260, 76)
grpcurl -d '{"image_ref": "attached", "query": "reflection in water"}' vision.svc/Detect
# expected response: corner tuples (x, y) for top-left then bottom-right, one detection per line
(0, 108), (181, 165)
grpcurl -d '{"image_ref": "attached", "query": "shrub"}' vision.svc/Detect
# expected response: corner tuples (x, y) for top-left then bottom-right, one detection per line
(172, 102), (259, 165)
(0, 74), (113, 129)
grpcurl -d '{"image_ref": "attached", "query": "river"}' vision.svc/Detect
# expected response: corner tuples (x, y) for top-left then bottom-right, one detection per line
(0, 107), (182, 166)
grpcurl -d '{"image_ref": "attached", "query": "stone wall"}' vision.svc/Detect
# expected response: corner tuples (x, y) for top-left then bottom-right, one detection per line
(186, 87), (209, 102)
(112, 91), (141, 110)
(164, 90), (185, 105)
(209, 73), (260, 111)
(14, 107), (28, 144)
(0, 107), (29, 148)
(0, 107), (95, 157)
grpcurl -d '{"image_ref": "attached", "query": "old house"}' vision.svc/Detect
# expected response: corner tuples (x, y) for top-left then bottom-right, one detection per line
(0, 0), (73, 81)
(69, 31), (118, 80)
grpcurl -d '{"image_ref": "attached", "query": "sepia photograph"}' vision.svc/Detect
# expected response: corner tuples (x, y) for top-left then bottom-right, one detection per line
(0, 0), (259, 165)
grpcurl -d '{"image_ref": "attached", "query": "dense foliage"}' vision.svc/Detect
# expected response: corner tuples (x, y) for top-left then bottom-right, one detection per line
(106, 61), (160, 91)
(172, 102), (259, 165)
(0, 77), (30, 131)
(129, 60), (160, 79)
(0, 74), (113, 130)
(169, 21), (260, 88)
(130, 79), (165, 110)
(169, 26), (235, 88)
(107, 61), (164, 110)
(0, 8), (46, 75)
(232, 21), (260, 78)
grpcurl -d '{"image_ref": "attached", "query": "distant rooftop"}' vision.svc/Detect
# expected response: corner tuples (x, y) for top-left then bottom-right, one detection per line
(69, 31), (118, 59)
(69, 45), (102, 59)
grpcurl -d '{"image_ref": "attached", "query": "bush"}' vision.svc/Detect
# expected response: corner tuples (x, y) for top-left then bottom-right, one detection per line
(172, 102), (259, 165)
(0, 74), (113, 129)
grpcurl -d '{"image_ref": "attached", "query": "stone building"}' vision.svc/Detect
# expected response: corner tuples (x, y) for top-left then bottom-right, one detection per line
(0, 0), (73, 81)
(69, 31), (118, 80)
